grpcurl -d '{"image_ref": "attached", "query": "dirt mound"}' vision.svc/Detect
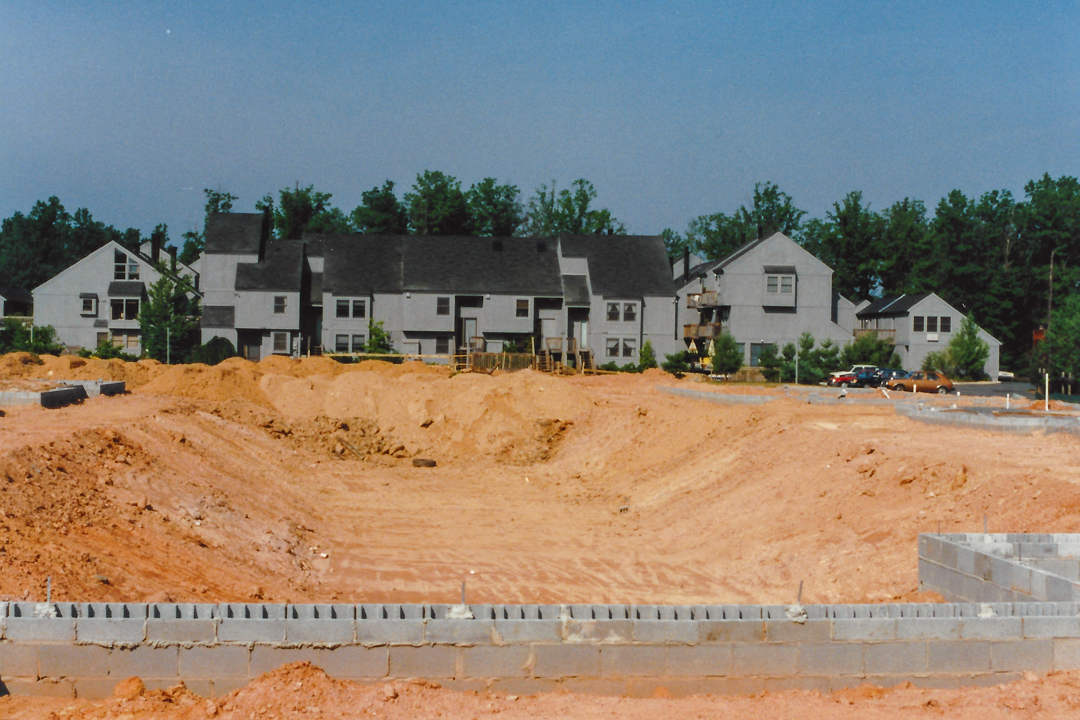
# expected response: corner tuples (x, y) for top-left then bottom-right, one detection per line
(137, 359), (269, 405)
(0, 351), (42, 376)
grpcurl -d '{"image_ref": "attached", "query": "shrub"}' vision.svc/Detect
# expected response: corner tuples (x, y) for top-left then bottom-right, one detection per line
(639, 340), (658, 369)
(189, 336), (238, 366)
(661, 351), (691, 374)
(0, 319), (65, 355)
(711, 332), (743, 375)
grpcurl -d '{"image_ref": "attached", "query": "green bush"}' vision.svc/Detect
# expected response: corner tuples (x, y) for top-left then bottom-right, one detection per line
(639, 340), (658, 369)
(757, 344), (781, 382)
(840, 332), (902, 369)
(0, 319), (65, 355)
(711, 332), (743, 375)
(661, 351), (691, 374)
(88, 338), (139, 361)
(189, 336), (238, 366)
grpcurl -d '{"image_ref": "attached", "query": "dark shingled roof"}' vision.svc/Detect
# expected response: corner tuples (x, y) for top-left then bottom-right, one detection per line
(235, 241), (303, 292)
(321, 235), (404, 295)
(559, 235), (676, 298)
(856, 293), (932, 318)
(403, 236), (563, 295)
(202, 306), (235, 328)
(204, 213), (267, 255)
(108, 281), (145, 297)
(0, 287), (33, 304)
(562, 275), (590, 305)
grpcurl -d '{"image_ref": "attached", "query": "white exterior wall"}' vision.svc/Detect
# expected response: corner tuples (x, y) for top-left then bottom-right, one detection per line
(902, 295), (1001, 378)
(33, 241), (165, 353)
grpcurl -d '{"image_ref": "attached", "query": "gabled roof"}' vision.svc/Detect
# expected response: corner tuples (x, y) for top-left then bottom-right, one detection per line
(403, 236), (563, 295)
(321, 235), (404, 295)
(856, 293), (932, 318)
(235, 240), (304, 292)
(559, 235), (676, 297)
(204, 212), (267, 255)
(0, 287), (33, 304)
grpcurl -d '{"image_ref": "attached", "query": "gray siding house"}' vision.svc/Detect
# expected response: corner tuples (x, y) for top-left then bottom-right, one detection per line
(674, 232), (857, 366)
(33, 240), (199, 354)
(855, 293), (1001, 378)
(199, 213), (678, 366)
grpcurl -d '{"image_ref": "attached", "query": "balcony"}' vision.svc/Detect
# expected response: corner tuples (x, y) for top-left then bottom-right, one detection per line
(854, 328), (896, 344)
(684, 323), (723, 340)
(687, 291), (720, 309)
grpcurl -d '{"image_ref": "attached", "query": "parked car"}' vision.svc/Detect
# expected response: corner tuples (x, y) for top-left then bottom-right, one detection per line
(852, 370), (880, 387)
(874, 368), (910, 386)
(886, 371), (954, 394)
(829, 364), (877, 380)
(998, 370), (1016, 381)
(828, 372), (858, 388)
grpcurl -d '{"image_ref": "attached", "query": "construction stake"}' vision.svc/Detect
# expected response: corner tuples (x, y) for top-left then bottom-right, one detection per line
(797, 580), (803, 605)
(461, 581), (466, 606)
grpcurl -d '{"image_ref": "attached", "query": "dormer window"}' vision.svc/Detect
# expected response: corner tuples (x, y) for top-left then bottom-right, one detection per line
(762, 265), (796, 307)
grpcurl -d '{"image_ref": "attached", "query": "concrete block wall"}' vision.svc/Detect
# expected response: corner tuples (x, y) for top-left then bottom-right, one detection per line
(897, 404), (1080, 436)
(920, 533), (1080, 603)
(7, 599), (1080, 699)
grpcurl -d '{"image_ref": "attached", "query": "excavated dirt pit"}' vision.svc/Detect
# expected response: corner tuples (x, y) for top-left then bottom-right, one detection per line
(3, 352), (1080, 716)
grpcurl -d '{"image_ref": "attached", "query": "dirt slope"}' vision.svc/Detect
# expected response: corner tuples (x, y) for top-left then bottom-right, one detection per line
(2, 353), (1079, 605)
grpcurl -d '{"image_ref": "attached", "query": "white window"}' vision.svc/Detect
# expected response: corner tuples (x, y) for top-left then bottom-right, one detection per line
(273, 296), (287, 314)
(435, 337), (450, 354)
(607, 303), (620, 321)
(114, 250), (127, 280)
(81, 297), (97, 315)
(622, 338), (636, 357)
(352, 300), (366, 318)
(606, 337), (620, 357)
(940, 316), (952, 333)
(516, 299), (529, 318)
(623, 303), (637, 322)
(436, 297), (450, 316)
(273, 332), (289, 353)
(128, 262), (140, 280)
(927, 316), (938, 333)
(335, 334), (349, 352)
(336, 299), (349, 318)
(913, 316), (924, 332)
(766, 276), (779, 293)
(780, 276), (793, 293)
(110, 299), (139, 320)
(351, 334), (365, 352)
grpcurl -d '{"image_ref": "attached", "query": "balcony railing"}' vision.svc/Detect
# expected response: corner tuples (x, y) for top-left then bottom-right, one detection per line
(684, 323), (723, 340)
(686, 291), (720, 309)
(854, 328), (896, 344)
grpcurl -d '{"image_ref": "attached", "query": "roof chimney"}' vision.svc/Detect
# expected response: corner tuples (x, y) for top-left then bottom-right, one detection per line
(151, 235), (161, 263)
(683, 246), (690, 282)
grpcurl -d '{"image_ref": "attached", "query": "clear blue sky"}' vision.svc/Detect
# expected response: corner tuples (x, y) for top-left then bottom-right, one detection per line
(2, 1), (1077, 241)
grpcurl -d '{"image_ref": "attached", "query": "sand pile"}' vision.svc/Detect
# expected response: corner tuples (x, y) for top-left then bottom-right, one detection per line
(261, 368), (592, 463)
(137, 357), (270, 405)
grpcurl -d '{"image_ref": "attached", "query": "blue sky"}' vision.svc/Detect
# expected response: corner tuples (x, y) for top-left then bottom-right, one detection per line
(2, 1), (1077, 241)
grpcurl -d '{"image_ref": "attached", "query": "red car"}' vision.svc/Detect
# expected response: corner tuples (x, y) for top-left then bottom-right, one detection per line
(828, 373), (857, 388)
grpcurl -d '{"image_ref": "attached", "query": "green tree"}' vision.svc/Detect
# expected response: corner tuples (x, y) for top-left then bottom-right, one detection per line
(1043, 294), (1080, 388)
(711, 332), (743, 375)
(0, 319), (64, 355)
(638, 340), (658, 370)
(877, 198), (930, 297)
(757, 344), (781, 381)
(943, 316), (991, 380)
(678, 182), (805, 261)
(840, 333), (902, 369)
(519, 179), (625, 236)
(405, 171), (472, 235)
(139, 274), (200, 363)
(803, 191), (885, 300)
(189, 336), (238, 366)
(467, 178), (523, 236)
(351, 181), (409, 234)
(364, 320), (394, 353)
(258, 185), (352, 239)
(812, 338), (842, 373)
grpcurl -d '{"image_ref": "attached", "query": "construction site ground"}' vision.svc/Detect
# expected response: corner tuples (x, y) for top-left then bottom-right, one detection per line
(2, 351), (1080, 718)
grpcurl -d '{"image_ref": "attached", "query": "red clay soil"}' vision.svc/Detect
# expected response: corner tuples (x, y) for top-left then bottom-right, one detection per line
(4, 662), (1080, 719)
(4, 353), (1080, 714)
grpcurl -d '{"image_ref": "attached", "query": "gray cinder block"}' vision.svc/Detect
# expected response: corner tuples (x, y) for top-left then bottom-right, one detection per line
(1053, 639), (1080, 670)
(731, 644), (798, 676)
(832, 619), (896, 642)
(991, 640), (1054, 672)
(388, 645), (458, 678)
(562, 619), (632, 644)
(600, 645), (666, 677)
(864, 642), (927, 674)
(927, 641), (991, 672)
(494, 620), (561, 644)
(355, 619), (425, 645)
(284, 604), (355, 644)
(39, 644), (109, 678)
(797, 642), (863, 675)
(0, 642), (39, 677)
(666, 644), (732, 676)
(698, 620), (764, 643)
(765, 619), (831, 643)
(633, 620), (698, 645)
(532, 644), (600, 678)
(217, 603), (286, 643)
(315, 646), (389, 679)
(147, 603), (217, 644)
(179, 646), (249, 678)
(461, 645), (532, 678)
(896, 618), (961, 640)
(1023, 616), (1080, 638)
(249, 646), (320, 676)
(960, 618), (1023, 640)
(109, 645), (179, 678)
(425, 619), (495, 645)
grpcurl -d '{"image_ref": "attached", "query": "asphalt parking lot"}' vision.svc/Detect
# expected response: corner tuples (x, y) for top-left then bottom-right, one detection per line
(954, 380), (1036, 398)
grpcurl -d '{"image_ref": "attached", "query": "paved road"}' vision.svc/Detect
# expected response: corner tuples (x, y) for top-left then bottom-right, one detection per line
(954, 381), (1036, 398)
